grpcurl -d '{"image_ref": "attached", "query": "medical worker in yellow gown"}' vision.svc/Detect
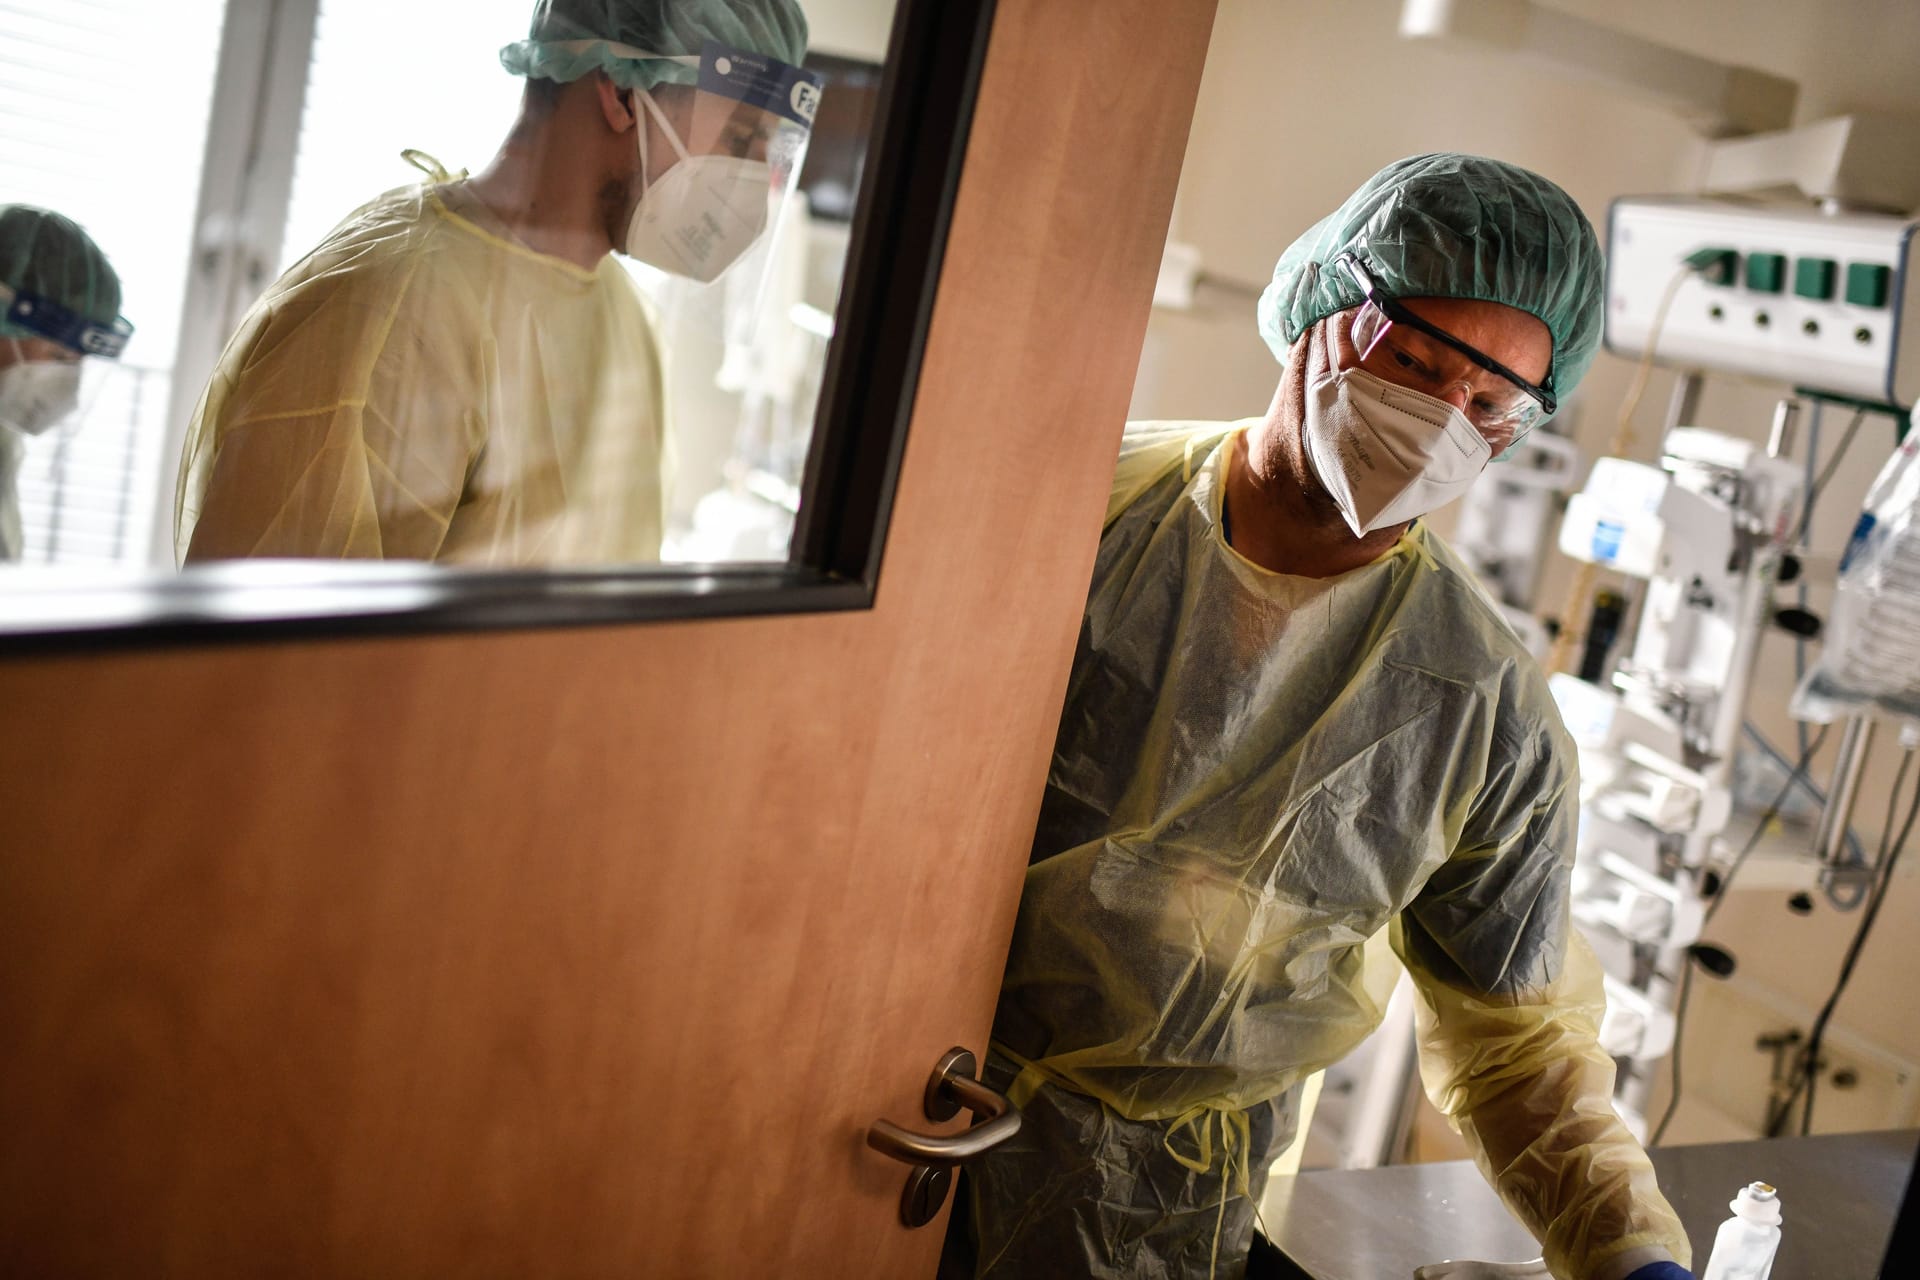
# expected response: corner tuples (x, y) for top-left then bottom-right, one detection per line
(945, 155), (1695, 1280)
(175, 0), (817, 565)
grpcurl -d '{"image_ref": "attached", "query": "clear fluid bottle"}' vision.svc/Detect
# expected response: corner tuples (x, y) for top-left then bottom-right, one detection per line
(1701, 1181), (1782, 1280)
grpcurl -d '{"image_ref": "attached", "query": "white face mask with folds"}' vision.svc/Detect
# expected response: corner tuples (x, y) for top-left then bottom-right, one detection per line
(1300, 347), (1492, 538)
(623, 89), (771, 284)
(0, 353), (82, 437)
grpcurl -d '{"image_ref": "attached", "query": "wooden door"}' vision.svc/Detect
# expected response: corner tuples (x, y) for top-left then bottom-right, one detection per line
(0, 1), (1217, 1274)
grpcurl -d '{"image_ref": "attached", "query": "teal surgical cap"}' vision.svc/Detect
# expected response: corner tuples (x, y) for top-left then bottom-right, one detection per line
(0, 205), (125, 348)
(1258, 153), (1604, 402)
(500, 0), (810, 92)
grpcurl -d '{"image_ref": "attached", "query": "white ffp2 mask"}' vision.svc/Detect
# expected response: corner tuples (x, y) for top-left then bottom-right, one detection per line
(624, 90), (771, 284)
(0, 357), (82, 437)
(1302, 364), (1492, 538)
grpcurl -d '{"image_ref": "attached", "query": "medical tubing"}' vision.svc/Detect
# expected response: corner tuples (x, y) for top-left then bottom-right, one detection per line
(1767, 747), (1920, 1136)
(1742, 721), (1831, 805)
(1612, 265), (1695, 451)
(1797, 405), (1822, 760)
(1703, 723), (1830, 927)
(1793, 407), (1870, 545)
(1740, 721), (1866, 865)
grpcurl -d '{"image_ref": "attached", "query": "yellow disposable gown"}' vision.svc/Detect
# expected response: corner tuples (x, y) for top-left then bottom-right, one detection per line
(954, 423), (1689, 1280)
(176, 176), (667, 565)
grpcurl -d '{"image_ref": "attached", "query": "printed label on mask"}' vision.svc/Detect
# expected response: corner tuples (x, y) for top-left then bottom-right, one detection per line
(700, 41), (824, 127)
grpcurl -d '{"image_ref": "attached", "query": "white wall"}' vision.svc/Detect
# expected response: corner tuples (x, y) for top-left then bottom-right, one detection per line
(1134, 0), (1920, 1140)
(802, 0), (896, 61)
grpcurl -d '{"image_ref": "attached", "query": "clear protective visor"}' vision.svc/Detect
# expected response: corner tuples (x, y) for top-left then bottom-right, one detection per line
(663, 55), (818, 204)
(1346, 301), (1545, 454)
(561, 39), (822, 292)
(0, 337), (125, 439)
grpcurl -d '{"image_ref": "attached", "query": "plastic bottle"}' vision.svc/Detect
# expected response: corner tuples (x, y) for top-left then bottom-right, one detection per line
(1701, 1181), (1783, 1280)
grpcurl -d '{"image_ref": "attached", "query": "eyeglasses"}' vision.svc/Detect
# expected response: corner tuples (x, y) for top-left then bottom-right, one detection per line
(1334, 254), (1553, 450)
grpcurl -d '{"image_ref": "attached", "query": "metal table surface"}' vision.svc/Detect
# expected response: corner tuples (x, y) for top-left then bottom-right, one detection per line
(1260, 1129), (1918, 1279)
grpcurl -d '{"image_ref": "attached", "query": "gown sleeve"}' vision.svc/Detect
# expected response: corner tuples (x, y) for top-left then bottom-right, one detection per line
(1389, 691), (1692, 1280)
(177, 235), (482, 562)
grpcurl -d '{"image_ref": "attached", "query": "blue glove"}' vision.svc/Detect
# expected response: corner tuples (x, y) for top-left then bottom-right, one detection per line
(1623, 1263), (1693, 1280)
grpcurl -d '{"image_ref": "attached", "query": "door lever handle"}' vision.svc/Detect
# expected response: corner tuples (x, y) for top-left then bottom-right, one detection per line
(866, 1047), (1022, 1227)
(867, 1048), (1020, 1165)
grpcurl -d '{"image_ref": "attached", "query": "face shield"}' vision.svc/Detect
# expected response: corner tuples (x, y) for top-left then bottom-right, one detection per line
(0, 282), (130, 437)
(586, 40), (821, 290)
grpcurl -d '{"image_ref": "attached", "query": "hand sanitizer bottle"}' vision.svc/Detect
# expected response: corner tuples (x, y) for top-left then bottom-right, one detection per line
(1701, 1182), (1782, 1280)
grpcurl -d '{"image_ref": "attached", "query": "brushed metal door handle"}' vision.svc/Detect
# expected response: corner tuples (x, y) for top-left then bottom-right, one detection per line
(867, 1047), (1020, 1165)
(866, 1047), (1022, 1227)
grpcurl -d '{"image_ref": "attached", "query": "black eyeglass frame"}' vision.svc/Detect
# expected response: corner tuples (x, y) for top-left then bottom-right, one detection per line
(1335, 252), (1556, 421)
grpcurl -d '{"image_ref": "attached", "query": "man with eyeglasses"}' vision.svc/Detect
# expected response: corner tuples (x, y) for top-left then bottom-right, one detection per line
(946, 155), (1693, 1280)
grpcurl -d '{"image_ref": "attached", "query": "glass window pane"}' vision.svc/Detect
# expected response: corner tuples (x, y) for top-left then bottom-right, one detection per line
(0, 0), (228, 565)
(199, 0), (898, 569)
(279, 0), (532, 273)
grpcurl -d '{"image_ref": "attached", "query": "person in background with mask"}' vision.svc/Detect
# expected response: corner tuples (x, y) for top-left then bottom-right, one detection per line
(175, 0), (817, 565)
(0, 205), (131, 563)
(945, 155), (1694, 1280)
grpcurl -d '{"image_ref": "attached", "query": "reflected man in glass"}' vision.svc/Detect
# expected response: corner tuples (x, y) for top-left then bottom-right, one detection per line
(175, 0), (817, 566)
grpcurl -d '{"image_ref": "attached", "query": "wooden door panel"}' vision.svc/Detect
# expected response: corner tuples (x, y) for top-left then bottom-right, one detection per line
(0, 0), (1218, 1274)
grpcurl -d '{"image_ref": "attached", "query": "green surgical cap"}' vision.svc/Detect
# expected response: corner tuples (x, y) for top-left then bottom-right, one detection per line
(500, 0), (809, 92)
(0, 205), (124, 348)
(1258, 153), (1604, 403)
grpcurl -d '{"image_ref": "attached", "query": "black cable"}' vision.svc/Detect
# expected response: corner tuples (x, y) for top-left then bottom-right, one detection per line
(1762, 755), (1900, 1135)
(1804, 759), (1912, 1128)
(1764, 753), (1904, 1134)
(1765, 750), (1920, 1136)
(1653, 726), (1832, 1145)
(1801, 757), (1920, 1134)
(1649, 955), (1695, 1147)
(1804, 748), (1914, 1129)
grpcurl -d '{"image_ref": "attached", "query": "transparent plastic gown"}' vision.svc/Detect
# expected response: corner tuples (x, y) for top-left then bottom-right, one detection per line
(176, 169), (668, 566)
(959, 423), (1688, 1280)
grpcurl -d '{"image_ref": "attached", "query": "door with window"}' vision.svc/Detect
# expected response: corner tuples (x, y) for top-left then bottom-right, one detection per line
(0, 0), (1216, 1273)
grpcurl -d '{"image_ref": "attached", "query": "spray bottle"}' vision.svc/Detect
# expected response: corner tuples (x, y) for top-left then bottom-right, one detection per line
(1701, 1181), (1782, 1280)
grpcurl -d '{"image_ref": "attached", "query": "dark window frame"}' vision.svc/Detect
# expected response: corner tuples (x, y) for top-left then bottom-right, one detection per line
(0, 0), (998, 656)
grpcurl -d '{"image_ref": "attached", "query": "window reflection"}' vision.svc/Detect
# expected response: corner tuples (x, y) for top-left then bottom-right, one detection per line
(2, 0), (897, 573)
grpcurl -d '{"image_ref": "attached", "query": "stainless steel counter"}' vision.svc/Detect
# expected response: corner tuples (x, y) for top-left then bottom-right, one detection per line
(1259, 1129), (1918, 1279)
